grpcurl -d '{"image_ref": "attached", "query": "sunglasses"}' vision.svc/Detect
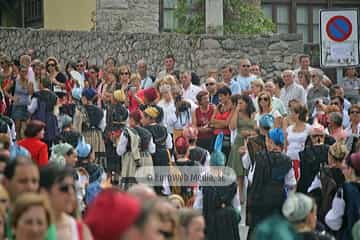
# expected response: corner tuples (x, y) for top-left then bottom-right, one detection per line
(120, 72), (130, 76)
(0, 62), (4, 65)
(206, 82), (215, 86)
(242, 65), (251, 68)
(350, 111), (360, 114)
(59, 183), (75, 193)
(48, 63), (56, 67)
(0, 198), (8, 204)
(159, 230), (174, 239)
(311, 75), (317, 78)
(311, 134), (324, 138)
(331, 102), (340, 106)
(259, 97), (269, 102)
(77, 64), (84, 67)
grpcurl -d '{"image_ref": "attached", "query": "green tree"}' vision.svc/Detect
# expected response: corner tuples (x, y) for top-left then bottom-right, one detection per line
(174, 0), (275, 35)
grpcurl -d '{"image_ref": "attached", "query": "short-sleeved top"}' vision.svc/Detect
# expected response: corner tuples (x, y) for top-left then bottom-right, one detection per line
(195, 105), (215, 139)
(213, 110), (231, 135)
(286, 124), (311, 160)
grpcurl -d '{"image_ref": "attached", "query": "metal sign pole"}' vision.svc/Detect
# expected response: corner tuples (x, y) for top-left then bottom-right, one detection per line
(336, 67), (343, 85)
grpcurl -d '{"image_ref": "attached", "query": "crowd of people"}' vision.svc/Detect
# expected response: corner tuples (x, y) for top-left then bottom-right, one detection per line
(0, 50), (359, 240)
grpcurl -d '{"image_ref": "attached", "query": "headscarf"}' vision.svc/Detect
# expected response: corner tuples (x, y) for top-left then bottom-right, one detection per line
(50, 143), (74, 166)
(144, 106), (159, 119)
(259, 114), (274, 130)
(76, 137), (92, 158)
(268, 128), (285, 146)
(282, 193), (314, 223)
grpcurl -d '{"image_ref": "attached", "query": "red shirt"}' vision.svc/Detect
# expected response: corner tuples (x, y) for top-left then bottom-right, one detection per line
(213, 110), (231, 135)
(18, 138), (48, 167)
(195, 104), (215, 139)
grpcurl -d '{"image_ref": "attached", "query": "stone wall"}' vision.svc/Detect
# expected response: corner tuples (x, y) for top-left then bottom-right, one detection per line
(96, 0), (159, 33)
(0, 28), (303, 80)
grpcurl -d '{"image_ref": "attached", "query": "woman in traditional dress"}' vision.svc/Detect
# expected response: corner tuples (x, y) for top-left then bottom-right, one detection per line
(116, 110), (155, 190)
(193, 133), (241, 240)
(73, 88), (105, 162)
(141, 106), (172, 195)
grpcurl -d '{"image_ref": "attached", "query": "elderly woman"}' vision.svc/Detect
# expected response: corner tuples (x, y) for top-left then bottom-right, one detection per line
(282, 193), (333, 240)
(250, 78), (265, 103)
(328, 112), (347, 142)
(307, 142), (347, 223)
(345, 104), (360, 137)
(298, 123), (330, 193)
(157, 83), (177, 135)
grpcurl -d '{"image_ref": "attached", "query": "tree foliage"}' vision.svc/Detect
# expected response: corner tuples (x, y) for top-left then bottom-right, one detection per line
(174, 0), (275, 35)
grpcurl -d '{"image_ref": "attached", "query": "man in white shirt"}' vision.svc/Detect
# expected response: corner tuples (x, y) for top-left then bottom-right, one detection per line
(233, 58), (257, 95)
(280, 70), (307, 111)
(294, 54), (315, 82)
(136, 59), (153, 89)
(181, 71), (201, 103)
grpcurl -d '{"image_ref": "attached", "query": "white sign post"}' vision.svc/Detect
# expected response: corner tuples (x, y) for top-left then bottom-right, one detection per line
(320, 9), (359, 84)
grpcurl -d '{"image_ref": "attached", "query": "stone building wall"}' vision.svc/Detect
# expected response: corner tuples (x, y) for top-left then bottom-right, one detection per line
(0, 28), (303, 80)
(96, 0), (159, 33)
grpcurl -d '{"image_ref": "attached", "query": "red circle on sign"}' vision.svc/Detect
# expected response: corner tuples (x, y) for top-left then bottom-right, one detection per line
(326, 15), (352, 42)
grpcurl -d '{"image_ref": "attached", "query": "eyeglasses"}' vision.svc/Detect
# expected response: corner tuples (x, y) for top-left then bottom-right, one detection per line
(120, 72), (130, 76)
(206, 82), (215, 86)
(350, 111), (360, 114)
(242, 65), (251, 68)
(47, 63), (56, 67)
(59, 183), (75, 193)
(259, 97), (269, 102)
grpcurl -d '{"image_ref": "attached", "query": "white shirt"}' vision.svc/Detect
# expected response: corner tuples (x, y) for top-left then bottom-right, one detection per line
(140, 76), (153, 89)
(286, 124), (311, 160)
(182, 83), (201, 103)
(157, 99), (177, 134)
(280, 82), (307, 111)
(116, 131), (156, 156)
